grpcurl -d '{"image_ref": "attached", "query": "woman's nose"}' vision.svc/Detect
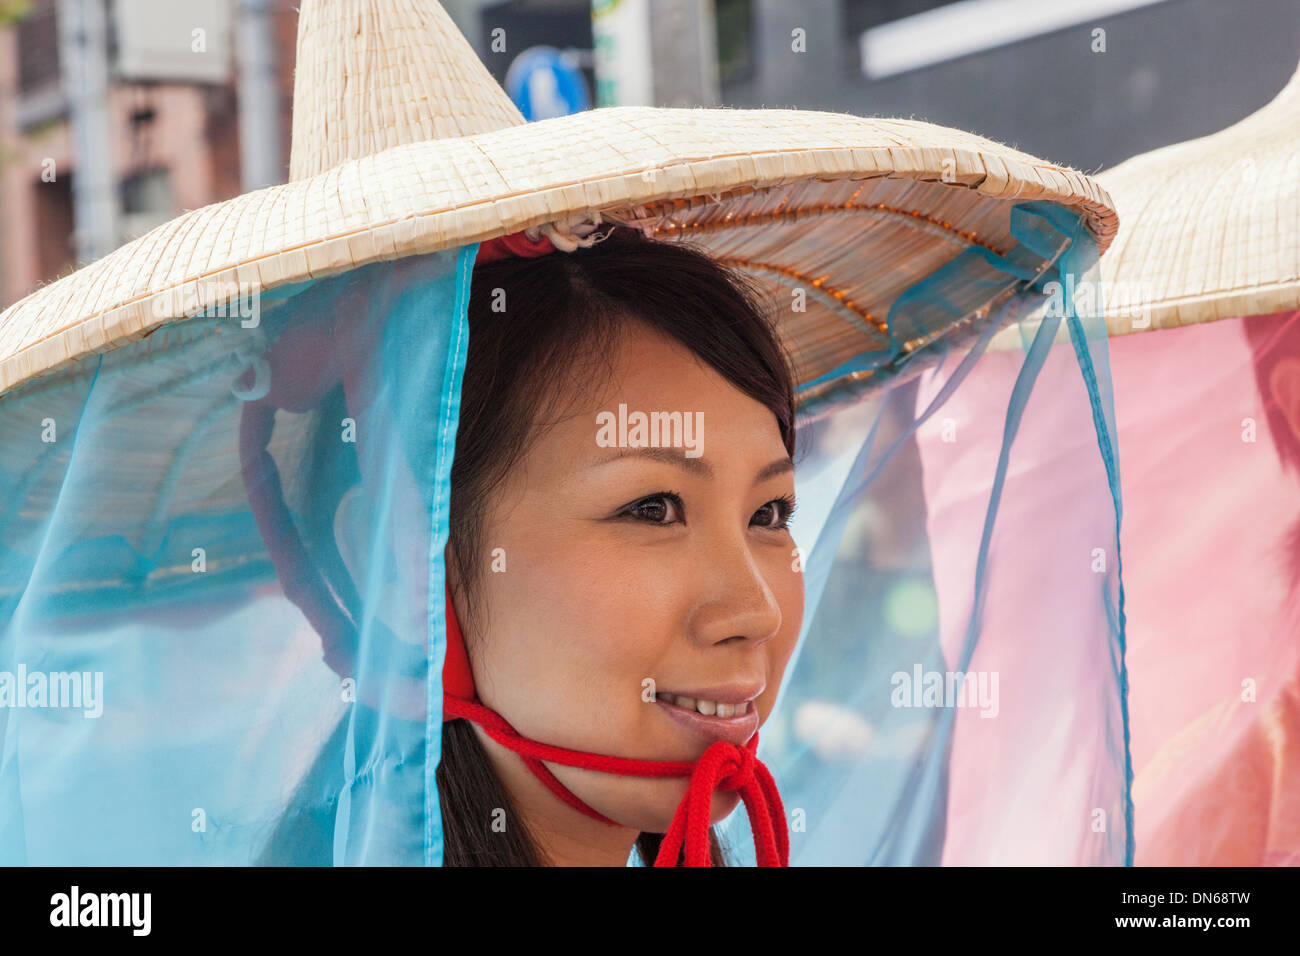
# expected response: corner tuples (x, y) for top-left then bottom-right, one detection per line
(686, 536), (785, 647)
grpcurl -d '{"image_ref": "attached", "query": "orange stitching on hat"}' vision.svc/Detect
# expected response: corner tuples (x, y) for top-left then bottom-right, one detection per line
(651, 201), (1007, 256)
(714, 257), (890, 342)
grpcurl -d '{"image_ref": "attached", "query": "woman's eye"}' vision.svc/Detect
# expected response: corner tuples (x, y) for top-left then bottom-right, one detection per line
(621, 493), (794, 528)
(752, 496), (796, 530)
(626, 493), (683, 524)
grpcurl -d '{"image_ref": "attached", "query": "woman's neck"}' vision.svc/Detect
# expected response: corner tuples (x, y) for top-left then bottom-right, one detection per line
(471, 724), (641, 866)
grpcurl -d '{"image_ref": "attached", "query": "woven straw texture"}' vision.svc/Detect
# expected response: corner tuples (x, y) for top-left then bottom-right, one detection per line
(290, 0), (525, 179)
(1096, 60), (1300, 335)
(0, 0), (1118, 401)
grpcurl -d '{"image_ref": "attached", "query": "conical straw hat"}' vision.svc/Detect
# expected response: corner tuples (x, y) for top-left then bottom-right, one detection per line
(1095, 61), (1300, 335)
(0, 0), (1117, 405)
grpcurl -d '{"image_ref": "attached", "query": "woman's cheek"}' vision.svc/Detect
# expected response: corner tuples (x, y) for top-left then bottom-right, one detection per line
(761, 546), (804, 720)
(518, 543), (669, 726)
(762, 536), (804, 627)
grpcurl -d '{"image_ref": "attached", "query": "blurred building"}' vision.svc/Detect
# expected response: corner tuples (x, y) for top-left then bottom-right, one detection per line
(746, 0), (1299, 174)
(2, 0), (1296, 308)
(0, 0), (298, 307)
(467, 0), (1298, 168)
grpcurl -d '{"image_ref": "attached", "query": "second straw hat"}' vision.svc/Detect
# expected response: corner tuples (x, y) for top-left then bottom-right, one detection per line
(1097, 61), (1300, 334)
(0, 0), (1117, 408)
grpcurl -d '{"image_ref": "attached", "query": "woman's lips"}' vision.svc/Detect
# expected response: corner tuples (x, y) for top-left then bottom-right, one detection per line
(655, 691), (760, 747)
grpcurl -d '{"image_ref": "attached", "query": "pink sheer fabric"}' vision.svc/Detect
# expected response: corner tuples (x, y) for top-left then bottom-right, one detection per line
(916, 308), (1300, 866)
(916, 335), (1128, 866)
(1112, 311), (1300, 866)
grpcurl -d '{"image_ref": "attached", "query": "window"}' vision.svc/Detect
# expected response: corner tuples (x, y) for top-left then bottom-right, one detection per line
(16, 0), (59, 94)
(715, 0), (754, 88)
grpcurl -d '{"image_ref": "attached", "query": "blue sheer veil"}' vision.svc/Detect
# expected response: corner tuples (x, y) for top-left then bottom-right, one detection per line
(0, 200), (1127, 865)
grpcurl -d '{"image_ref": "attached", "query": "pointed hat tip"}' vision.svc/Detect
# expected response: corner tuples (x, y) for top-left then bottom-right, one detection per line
(289, 0), (526, 181)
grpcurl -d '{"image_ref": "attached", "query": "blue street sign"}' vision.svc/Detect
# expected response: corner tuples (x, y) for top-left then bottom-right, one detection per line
(504, 45), (591, 121)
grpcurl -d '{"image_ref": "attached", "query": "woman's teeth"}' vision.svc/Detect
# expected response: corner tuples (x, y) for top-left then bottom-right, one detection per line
(656, 692), (751, 719)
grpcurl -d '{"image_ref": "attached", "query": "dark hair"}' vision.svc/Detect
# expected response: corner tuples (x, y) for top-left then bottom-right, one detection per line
(439, 224), (798, 866)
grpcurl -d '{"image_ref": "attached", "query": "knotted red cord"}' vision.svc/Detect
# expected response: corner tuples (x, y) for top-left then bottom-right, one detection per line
(442, 587), (789, 867)
(443, 696), (788, 866)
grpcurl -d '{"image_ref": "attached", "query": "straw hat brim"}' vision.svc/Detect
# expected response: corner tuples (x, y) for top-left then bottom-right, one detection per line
(1093, 63), (1300, 336)
(0, 105), (1116, 402)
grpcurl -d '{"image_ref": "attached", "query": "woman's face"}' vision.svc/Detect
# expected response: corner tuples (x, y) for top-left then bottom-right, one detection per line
(459, 320), (803, 833)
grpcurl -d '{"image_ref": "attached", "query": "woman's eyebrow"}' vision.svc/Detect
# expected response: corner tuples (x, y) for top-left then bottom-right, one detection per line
(592, 446), (712, 476)
(590, 447), (794, 485)
(756, 457), (795, 483)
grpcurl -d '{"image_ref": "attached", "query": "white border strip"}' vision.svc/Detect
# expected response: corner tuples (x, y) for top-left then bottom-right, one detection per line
(859, 0), (1173, 80)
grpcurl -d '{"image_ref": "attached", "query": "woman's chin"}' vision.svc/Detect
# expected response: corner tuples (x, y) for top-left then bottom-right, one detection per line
(552, 768), (744, 833)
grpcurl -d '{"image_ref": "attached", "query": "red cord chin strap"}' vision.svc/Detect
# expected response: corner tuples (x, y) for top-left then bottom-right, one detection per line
(442, 585), (789, 867)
